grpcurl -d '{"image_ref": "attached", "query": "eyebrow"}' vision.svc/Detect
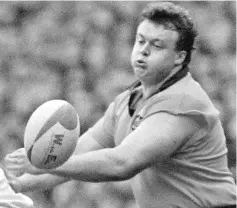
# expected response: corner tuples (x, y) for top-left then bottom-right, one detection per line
(137, 33), (164, 43)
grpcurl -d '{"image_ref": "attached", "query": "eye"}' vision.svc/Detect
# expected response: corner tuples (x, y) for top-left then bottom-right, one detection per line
(137, 39), (145, 44)
(154, 45), (161, 49)
(153, 41), (164, 49)
(136, 36), (145, 44)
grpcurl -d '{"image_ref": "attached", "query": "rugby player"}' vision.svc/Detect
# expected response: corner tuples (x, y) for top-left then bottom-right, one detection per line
(4, 2), (236, 208)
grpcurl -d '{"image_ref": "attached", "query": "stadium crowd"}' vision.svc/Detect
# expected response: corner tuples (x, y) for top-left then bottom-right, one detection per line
(0, 1), (235, 208)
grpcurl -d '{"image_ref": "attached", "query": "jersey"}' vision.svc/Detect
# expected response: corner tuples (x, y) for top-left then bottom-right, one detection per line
(0, 164), (34, 208)
(88, 72), (236, 208)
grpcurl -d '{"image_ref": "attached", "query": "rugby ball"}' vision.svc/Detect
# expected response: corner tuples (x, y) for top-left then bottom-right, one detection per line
(24, 100), (80, 169)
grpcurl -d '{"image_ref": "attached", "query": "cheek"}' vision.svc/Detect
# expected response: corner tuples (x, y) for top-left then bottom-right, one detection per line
(150, 51), (176, 67)
(130, 46), (137, 65)
(163, 50), (177, 62)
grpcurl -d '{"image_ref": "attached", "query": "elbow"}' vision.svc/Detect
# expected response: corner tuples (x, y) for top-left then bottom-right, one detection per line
(113, 155), (141, 181)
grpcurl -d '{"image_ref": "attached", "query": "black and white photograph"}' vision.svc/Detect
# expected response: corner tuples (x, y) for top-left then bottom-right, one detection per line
(0, 1), (236, 208)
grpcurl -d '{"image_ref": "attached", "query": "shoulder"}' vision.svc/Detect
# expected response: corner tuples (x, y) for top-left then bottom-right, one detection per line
(145, 73), (218, 116)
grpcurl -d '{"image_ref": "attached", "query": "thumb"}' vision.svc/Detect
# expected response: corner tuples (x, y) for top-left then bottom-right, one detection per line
(8, 177), (21, 193)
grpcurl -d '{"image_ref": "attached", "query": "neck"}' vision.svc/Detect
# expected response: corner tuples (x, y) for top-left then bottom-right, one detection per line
(141, 65), (183, 99)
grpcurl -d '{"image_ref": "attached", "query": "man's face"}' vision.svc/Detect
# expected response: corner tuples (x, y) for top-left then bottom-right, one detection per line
(131, 20), (181, 85)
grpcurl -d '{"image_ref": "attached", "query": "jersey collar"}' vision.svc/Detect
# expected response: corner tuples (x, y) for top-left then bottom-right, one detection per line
(128, 66), (189, 117)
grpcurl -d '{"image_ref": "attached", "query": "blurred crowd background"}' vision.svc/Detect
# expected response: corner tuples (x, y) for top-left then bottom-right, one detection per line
(0, 1), (235, 208)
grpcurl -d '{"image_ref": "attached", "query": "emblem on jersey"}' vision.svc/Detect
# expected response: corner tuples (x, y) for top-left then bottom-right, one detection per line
(131, 115), (143, 130)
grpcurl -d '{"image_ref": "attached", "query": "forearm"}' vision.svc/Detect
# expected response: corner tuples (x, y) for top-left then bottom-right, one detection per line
(15, 173), (69, 193)
(47, 148), (132, 182)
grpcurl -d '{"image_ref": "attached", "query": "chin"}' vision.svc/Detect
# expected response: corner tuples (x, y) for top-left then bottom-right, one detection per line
(134, 67), (147, 76)
(135, 74), (151, 84)
(136, 73), (163, 86)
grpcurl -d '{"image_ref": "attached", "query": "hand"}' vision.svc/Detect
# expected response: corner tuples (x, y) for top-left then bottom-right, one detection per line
(4, 170), (21, 193)
(0, 162), (21, 192)
(3, 148), (28, 177)
(3, 148), (45, 176)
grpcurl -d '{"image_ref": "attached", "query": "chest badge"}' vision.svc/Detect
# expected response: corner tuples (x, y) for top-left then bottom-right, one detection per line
(131, 115), (143, 131)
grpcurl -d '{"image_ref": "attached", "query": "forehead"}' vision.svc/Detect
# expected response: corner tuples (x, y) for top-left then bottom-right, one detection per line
(137, 20), (179, 45)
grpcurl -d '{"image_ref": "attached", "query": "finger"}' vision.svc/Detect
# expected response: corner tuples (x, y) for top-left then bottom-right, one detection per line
(15, 148), (26, 154)
(6, 148), (26, 156)
(4, 164), (22, 171)
(5, 154), (21, 159)
(4, 157), (21, 164)
(6, 153), (27, 160)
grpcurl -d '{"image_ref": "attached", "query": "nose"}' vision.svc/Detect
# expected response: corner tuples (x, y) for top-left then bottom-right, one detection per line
(140, 42), (150, 56)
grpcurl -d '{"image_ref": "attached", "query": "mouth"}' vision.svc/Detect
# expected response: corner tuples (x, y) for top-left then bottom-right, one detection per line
(134, 60), (147, 69)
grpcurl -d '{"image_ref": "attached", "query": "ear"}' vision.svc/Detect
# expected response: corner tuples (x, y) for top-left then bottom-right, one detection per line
(174, 51), (187, 66)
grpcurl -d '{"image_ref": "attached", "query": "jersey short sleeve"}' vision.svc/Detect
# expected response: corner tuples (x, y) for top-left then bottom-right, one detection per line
(87, 102), (116, 148)
(145, 92), (219, 131)
(142, 73), (220, 132)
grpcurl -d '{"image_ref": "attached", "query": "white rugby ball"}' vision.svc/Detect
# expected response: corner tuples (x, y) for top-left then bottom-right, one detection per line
(24, 100), (80, 169)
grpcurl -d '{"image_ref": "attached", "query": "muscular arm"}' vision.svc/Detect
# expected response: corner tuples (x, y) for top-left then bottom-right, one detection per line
(15, 132), (105, 192)
(45, 113), (200, 182)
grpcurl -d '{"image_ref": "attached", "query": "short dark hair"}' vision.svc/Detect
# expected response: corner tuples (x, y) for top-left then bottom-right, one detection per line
(139, 2), (197, 67)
